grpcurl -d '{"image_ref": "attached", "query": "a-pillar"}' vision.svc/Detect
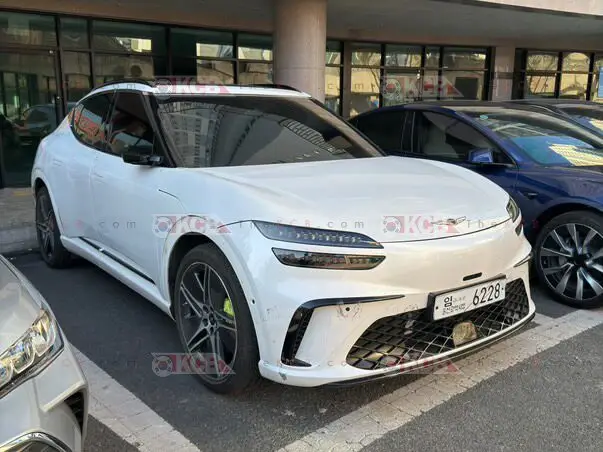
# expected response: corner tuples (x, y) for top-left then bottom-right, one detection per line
(273, 0), (327, 101)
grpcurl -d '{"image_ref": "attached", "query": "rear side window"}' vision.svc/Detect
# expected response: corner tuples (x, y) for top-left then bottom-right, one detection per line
(72, 92), (114, 150)
(353, 111), (404, 152)
(105, 92), (155, 156)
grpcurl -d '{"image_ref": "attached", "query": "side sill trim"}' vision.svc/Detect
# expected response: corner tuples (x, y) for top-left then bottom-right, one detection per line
(79, 237), (154, 284)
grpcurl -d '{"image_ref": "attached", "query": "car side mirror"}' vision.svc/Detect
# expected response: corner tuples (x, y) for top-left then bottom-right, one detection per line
(468, 148), (495, 164)
(122, 144), (163, 167)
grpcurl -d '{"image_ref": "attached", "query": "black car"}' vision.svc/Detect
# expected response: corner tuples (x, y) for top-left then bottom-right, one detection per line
(508, 99), (603, 135)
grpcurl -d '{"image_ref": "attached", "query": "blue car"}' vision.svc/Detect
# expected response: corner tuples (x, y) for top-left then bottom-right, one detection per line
(350, 101), (603, 308)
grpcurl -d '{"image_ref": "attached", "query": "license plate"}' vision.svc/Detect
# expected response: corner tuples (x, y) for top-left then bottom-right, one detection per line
(431, 278), (506, 321)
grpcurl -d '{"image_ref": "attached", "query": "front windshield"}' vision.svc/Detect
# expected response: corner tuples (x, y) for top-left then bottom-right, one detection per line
(153, 95), (382, 168)
(558, 106), (603, 134)
(460, 107), (603, 167)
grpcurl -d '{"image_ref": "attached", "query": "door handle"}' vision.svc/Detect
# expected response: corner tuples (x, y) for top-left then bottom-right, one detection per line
(519, 190), (538, 200)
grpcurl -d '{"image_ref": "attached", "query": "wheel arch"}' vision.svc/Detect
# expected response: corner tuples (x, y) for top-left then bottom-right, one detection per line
(532, 202), (603, 241)
(163, 229), (259, 322)
(32, 173), (67, 234)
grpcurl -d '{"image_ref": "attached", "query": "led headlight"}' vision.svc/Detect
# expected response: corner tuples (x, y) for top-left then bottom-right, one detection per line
(254, 221), (383, 249)
(0, 309), (62, 396)
(272, 248), (385, 270)
(506, 197), (520, 223)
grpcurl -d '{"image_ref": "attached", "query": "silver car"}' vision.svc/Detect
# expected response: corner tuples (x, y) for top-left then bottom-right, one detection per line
(0, 255), (88, 452)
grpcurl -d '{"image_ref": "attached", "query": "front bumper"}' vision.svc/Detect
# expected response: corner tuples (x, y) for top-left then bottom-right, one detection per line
(221, 218), (534, 387)
(0, 342), (88, 452)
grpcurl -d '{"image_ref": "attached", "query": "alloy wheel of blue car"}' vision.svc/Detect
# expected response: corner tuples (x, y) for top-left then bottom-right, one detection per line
(535, 211), (603, 309)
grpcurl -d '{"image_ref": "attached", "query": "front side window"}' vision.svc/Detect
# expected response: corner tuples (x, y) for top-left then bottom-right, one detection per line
(463, 108), (603, 166)
(105, 92), (154, 156)
(72, 92), (114, 150)
(155, 96), (382, 168)
(414, 111), (499, 162)
(351, 111), (404, 152)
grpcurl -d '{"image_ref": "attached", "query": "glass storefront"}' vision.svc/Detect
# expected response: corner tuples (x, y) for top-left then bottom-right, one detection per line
(514, 49), (603, 102)
(349, 43), (490, 117)
(0, 9), (493, 185)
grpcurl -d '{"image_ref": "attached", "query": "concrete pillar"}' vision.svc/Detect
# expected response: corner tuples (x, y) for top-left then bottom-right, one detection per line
(273, 0), (327, 101)
(491, 46), (516, 101)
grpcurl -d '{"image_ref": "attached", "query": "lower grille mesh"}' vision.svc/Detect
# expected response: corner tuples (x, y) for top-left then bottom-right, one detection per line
(346, 279), (530, 371)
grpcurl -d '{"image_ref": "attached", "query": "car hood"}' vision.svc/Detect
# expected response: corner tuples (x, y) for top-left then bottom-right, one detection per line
(0, 256), (41, 353)
(169, 156), (512, 243)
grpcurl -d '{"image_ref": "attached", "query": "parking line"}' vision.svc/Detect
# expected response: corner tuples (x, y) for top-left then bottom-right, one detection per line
(72, 346), (200, 452)
(278, 309), (603, 452)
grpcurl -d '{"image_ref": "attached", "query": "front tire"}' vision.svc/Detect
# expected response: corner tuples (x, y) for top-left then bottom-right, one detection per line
(173, 243), (260, 394)
(535, 210), (603, 309)
(35, 187), (72, 268)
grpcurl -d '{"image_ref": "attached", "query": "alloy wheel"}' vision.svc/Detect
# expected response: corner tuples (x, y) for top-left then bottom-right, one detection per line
(539, 222), (603, 301)
(36, 195), (55, 260)
(177, 262), (238, 383)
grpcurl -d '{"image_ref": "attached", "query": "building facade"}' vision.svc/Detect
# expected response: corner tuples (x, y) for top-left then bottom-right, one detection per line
(0, 0), (602, 187)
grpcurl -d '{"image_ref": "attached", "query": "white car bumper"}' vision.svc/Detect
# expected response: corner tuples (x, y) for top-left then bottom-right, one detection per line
(0, 341), (88, 452)
(222, 219), (534, 387)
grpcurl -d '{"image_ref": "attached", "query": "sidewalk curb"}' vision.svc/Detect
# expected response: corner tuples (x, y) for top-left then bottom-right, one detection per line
(0, 225), (37, 255)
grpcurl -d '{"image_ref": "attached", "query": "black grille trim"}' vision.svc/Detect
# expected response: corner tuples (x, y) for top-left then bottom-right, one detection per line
(281, 307), (313, 366)
(65, 391), (86, 432)
(346, 279), (530, 371)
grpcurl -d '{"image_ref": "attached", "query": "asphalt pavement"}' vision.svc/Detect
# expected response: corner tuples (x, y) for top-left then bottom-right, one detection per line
(9, 253), (603, 452)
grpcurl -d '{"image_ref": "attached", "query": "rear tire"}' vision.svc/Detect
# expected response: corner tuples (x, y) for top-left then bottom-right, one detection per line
(534, 210), (603, 309)
(173, 243), (260, 394)
(35, 186), (72, 268)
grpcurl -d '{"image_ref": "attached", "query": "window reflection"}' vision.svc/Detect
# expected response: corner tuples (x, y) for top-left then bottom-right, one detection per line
(238, 34), (272, 61)
(238, 62), (272, 84)
(562, 52), (590, 72)
(385, 45), (421, 68)
(525, 75), (556, 98)
(60, 18), (89, 49)
(92, 21), (165, 54)
(559, 73), (588, 99)
(442, 48), (487, 70)
(351, 43), (381, 67)
(441, 71), (484, 99)
(196, 60), (234, 84)
(94, 54), (165, 84)
(350, 68), (380, 116)
(63, 52), (91, 102)
(382, 71), (422, 105)
(527, 52), (558, 71)
(0, 12), (56, 46)
(325, 66), (341, 114)
(171, 28), (233, 58)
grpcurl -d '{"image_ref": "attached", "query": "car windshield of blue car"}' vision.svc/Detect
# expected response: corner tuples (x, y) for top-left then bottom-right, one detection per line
(153, 95), (383, 168)
(460, 107), (603, 167)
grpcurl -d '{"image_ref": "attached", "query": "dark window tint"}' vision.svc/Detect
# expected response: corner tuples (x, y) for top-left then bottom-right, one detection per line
(25, 108), (50, 123)
(72, 92), (114, 150)
(106, 92), (155, 156)
(156, 96), (381, 168)
(353, 111), (404, 152)
(415, 112), (496, 162)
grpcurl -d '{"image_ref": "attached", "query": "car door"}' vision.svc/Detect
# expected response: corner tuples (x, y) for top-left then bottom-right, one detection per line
(90, 90), (184, 284)
(410, 110), (519, 196)
(48, 91), (114, 240)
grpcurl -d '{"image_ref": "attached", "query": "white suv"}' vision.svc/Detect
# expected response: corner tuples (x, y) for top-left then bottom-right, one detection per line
(31, 80), (535, 393)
